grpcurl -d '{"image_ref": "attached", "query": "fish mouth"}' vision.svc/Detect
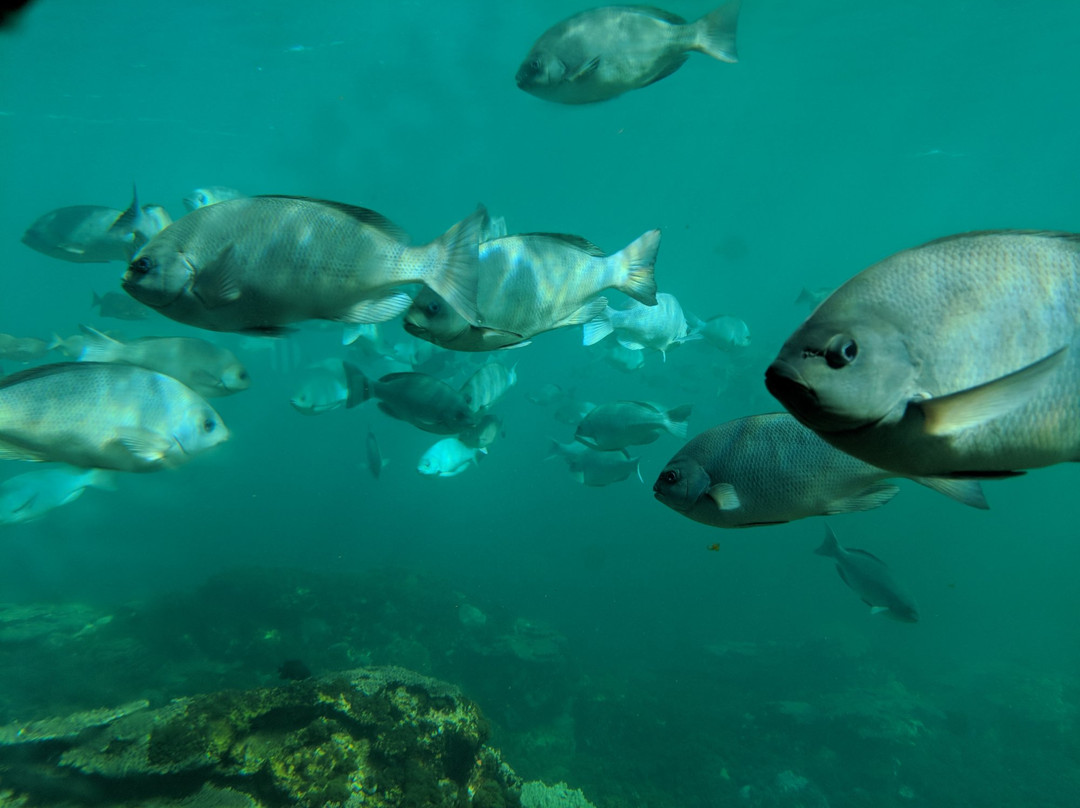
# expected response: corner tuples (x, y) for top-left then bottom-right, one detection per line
(402, 320), (427, 338)
(652, 490), (689, 513)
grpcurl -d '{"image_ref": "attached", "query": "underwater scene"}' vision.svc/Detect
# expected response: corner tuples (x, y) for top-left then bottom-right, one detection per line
(2, 0), (1080, 805)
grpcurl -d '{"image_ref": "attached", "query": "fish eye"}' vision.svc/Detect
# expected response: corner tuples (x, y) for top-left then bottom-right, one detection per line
(530, 57), (543, 71)
(129, 256), (153, 275)
(203, 418), (216, 433)
(424, 300), (441, 317)
(824, 335), (858, 369)
(659, 470), (679, 485)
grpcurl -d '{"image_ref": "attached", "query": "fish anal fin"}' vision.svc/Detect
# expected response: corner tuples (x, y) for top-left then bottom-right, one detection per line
(339, 292), (413, 324)
(824, 482), (899, 514)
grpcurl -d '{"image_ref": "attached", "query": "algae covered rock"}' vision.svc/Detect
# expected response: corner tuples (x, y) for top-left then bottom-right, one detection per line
(0, 666), (523, 808)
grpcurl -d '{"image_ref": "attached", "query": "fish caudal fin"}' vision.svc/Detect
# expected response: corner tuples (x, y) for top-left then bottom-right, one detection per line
(814, 524), (841, 558)
(691, 0), (741, 63)
(76, 324), (123, 362)
(664, 404), (694, 438)
(582, 309), (614, 346)
(909, 476), (989, 510)
(342, 361), (371, 408)
(423, 205), (485, 326)
(614, 229), (660, 306)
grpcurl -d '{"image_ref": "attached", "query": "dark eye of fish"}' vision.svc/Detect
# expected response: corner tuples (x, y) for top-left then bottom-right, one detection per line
(659, 470), (678, 485)
(128, 256), (153, 275)
(203, 418), (216, 433)
(424, 300), (441, 317)
(825, 335), (858, 368)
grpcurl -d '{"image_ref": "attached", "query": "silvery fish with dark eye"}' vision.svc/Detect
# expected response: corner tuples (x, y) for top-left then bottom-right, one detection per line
(575, 400), (692, 451)
(583, 293), (699, 358)
(766, 230), (1080, 477)
(123, 196), (484, 335)
(653, 413), (986, 529)
(0, 362), (228, 472)
(516, 1), (741, 104)
(547, 440), (641, 487)
(348, 370), (478, 435)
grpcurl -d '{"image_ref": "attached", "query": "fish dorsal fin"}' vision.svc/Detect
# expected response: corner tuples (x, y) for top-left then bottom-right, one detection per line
(518, 233), (607, 256)
(824, 482), (899, 514)
(257, 196), (409, 241)
(846, 547), (886, 564)
(916, 347), (1067, 436)
(107, 183), (142, 236)
(634, 6), (687, 25)
(0, 361), (83, 390)
(920, 230), (1080, 249)
(708, 482), (741, 510)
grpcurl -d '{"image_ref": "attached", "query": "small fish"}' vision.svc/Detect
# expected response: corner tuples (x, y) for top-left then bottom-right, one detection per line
(697, 314), (750, 350)
(459, 413), (503, 452)
(653, 413), (987, 529)
(278, 659), (312, 681)
(404, 229), (659, 351)
(76, 325), (250, 398)
(766, 230), (1080, 476)
(575, 400), (691, 451)
(92, 291), (151, 321)
(0, 334), (50, 362)
(814, 525), (919, 623)
(365, 429), (389, 478)
(591, 338), (646, 372)
(553, 398), (595, 427)
(417, 437), (483, 477)
(0, 465), (114, 526)
(547, 440), (641, 487)
(353, 371), (478, 435)
(0, 362), (228, 472)
(583, 293), (698, 359)
(21, 185), (163, 263)
(706, 543), (720, 552)
(460, 362), (517, 412)
(516, 1), (741, 104)
(290, 359), (365, 415)
(527, 383), (567, 406)
(182, 186), (247, 212)
(124, 197), (485, 335)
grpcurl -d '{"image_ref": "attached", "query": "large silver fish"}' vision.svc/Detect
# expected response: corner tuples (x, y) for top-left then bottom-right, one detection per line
(583, 293), (698, 358)
(516, 1), (741, 104)
(404, 230), (659, 351)
(547, 440), (641, 487)
(653, 413), (987, 529)
(123, 196), (484, 334)
(77, 325), (250, 398)
(460, 362), (517, 412)
(290, 359), (364, 415)
(766, 230), (1080, 477)
(0, 362), (228, 472)
(814, 525), (919, 623)
(354, 371), (478, 435)
(575, 400), (691, 450)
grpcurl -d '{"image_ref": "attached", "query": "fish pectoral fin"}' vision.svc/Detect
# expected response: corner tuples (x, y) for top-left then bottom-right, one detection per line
(495, 338), (533, 350)
(192, 248), (241, 308)
(824, 482), (899, 514)
(617, 339), (646, 351)
(916, 347), (1068, 436)
(569, 56), (600, 82)
(339, 292), (413, 324)
(869, 606), (890, 616)
(708, 482), (741, 511)
(116, 428), (173, 462)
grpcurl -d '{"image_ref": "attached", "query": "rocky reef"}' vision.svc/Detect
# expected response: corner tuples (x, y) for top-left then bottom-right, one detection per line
(0, 667), (522, 808)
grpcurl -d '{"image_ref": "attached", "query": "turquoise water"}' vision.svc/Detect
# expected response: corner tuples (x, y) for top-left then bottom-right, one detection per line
(1, 1), (1079, 805)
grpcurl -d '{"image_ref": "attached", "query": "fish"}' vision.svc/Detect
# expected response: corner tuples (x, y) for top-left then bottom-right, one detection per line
(795, 286), (834, 309)
(290, 359), (365, 415)
(652, 413), (987, 529)
(458, 413), (503, 451)
(92, 291), (151, 321)
(591, 338), (646, 372)
(575, 400), (692, 450)
(21, 186), (163, 263)
(123, 196), (485, 335)
(0, 334), (50, 362)
(547, 440), (642, 487)
(814, 525), (919, 623)
(76, 325), (250, 398)
(516, 1), (741, 104)
(460, 362), (517, 412)
(583, 293), (699, 359)
(0, 465), (114, 526)
(0, 362), (228, 472)
(404, 229), (660, 351)
(765, 230), (1080, 477)
(553, 398), (596, 426)
(697, 314), (750, 350)
(182, 186), (247, 212)
(365, 429), (389, 478)
(527, 383), (567, 406)
(417, 437), (483, 477)
(353, 371), (478, 435)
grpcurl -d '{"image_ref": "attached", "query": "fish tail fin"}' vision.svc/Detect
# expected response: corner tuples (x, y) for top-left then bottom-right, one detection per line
(664, 404), (694, 438)
(76, 323), (123, 362)
(92, 291), (103, 309)
(691, 0), (741, 63)
(909, 476), (990, 510)
(582, 308), (614, 346)
(422, 205), (485, 326)
(109, 182), (147, 260)
(48, 333), (64, 352)
(814, 524), (841, 558)
(342, 361), (371, 408)
(613, 229), (660, 306)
